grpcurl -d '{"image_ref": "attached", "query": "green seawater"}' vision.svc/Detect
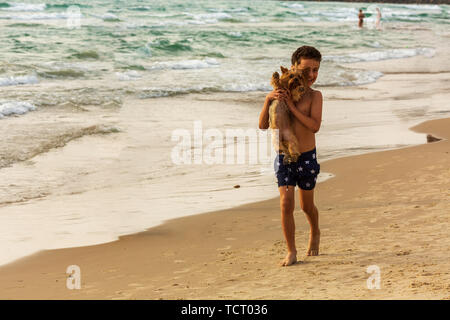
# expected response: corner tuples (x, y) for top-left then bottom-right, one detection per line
(0, 0), (448, 97)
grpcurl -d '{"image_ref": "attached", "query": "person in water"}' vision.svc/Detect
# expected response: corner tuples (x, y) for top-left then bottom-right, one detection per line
(358, 9), (365, 28)
(375, 8), (382, 30)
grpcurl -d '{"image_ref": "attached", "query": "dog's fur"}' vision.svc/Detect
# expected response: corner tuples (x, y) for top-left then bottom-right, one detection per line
(269, 66), (308, 164)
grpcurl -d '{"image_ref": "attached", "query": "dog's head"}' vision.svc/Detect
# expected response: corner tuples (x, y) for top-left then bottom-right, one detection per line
(279, 66), (308, 102)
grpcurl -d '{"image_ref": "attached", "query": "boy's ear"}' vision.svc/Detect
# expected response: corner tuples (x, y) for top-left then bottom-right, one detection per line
(280, 66), (289, 74)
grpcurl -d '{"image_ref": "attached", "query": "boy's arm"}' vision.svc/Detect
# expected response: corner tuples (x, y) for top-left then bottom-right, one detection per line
(258, 96), (272, 129)
(259, 90), (281, 129)
(286, 91), (322, 133)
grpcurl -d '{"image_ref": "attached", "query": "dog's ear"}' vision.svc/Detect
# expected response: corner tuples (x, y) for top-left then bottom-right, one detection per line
(280, 66), (289, 74)
(271, 72), (281, 89)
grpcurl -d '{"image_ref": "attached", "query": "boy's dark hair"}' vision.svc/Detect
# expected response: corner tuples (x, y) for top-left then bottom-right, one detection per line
(291, 46), (322, 66)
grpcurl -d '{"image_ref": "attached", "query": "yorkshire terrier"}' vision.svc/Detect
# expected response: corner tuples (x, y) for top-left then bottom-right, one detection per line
(269, 66), (308, 164)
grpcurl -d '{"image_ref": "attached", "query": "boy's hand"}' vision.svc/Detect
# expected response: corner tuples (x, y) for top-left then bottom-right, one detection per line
(283, 94), (296, 113)
(266, 89), (289, 101)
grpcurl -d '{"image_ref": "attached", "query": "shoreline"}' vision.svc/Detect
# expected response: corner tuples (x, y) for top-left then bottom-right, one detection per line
(0, 115), (448, 299)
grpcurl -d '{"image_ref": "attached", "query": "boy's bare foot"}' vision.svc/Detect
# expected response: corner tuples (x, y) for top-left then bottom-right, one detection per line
(307, 229), (320, 256)
(280, 251), (297, 266)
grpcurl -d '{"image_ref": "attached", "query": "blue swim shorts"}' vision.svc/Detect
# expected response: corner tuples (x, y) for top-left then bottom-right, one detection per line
(274, 148), (320, 190)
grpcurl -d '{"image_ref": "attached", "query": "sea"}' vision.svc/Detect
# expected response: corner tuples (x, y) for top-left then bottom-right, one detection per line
(0, 0), (449, 266)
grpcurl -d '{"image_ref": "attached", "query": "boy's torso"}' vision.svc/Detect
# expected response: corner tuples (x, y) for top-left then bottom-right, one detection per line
(292, 88), (318, 153)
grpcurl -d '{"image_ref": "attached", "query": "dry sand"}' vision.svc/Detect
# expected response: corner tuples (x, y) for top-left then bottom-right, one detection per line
(0, 113), (448, 299)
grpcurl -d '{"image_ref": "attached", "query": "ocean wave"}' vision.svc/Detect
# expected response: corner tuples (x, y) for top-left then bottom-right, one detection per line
(227, 31), (242, 38)
(90, 12), (120, 21)
(208, 7), (250, 13)
(116, 70), (141, 81)
(68, 50), (100, 60)
(1, 2), (46, 12)
(184, 11), (233, 24)
(138, 82), (271, 98)
(0, 11), (80, 20)
(146, 58), (219, 70)
(36, 61), (93, 77)
(0, 74), (38, 86)
(0, 124), (120, 168)
(146, 39), (193, 55)
(320, 70), (384, 87)
(38, 69), (85, 79)
(47, 3), (92, 9)
(280, 2), (304, 9)
(393, 4), (442, 12)
(324, 48), (435, 63)
(0, 101), (37, 118)
(128, 6), (151, 12)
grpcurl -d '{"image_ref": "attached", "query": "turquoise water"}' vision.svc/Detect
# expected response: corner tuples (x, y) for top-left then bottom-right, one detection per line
(0, 0), (448, 103)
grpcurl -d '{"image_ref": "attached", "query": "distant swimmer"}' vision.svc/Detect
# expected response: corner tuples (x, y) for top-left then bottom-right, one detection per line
(375, 8), (382, 30)
(358, 9), (365, 28)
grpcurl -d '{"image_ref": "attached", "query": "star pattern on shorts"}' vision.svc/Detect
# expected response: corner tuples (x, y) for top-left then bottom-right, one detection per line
(312, 153), (316, 159)
(305, 161), (310, 164)
(306, 182), (311, 187)
(311, 169), (315, 174)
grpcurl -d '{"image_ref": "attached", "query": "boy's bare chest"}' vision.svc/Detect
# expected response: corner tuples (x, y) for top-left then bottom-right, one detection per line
(294, 94), (312, 116)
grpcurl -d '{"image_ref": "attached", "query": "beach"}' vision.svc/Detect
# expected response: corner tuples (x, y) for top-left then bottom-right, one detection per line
(0, 70), (449, 299)
(1, 1), (450, 299)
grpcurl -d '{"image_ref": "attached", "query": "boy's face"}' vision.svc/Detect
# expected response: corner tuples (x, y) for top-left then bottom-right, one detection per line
(291, 58), (320, 88)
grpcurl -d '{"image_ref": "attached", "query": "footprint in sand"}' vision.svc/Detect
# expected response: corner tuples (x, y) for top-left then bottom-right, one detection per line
(128, 283), (144, 288)
(217, 245), (232, 251)
(174, 259), (186, 263)
(174, 268), (191, 274)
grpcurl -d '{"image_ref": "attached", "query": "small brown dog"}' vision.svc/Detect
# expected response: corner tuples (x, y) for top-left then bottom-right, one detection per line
(269, 66), (308, 164)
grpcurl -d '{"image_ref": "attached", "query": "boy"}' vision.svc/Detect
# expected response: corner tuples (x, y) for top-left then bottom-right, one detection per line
(258, 46), (323, 266)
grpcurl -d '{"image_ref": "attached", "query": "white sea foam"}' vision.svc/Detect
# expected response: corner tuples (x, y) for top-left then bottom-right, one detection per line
(280, 2), (304, 9)
(325, 48), (436, 63)
(0, 12), (80, 20)
(0, 101), (37, 118)
(184, 11), (233, 24)
(147, 58), (219, 70)
(191, 12), (233, 20)
(91, 12), (120, 21)
(3, 2), (46, 12)
(116, 70), (142, 81)
(227, 31), (242, 37)
(0, 74), (38, 86)
(336, 70), (384, 86)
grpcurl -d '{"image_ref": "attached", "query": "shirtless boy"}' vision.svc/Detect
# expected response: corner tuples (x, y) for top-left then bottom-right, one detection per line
(258, 46), (323, 266)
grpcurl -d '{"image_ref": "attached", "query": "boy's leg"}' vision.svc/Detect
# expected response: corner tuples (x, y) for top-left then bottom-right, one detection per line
(298, 188), (320, 256)
(279, 185), (297, 266)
